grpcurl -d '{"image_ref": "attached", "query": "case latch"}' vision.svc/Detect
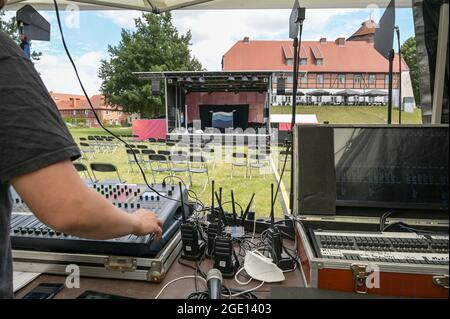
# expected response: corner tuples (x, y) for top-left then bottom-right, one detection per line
(104, 256), (137, 271)
(351, 264), (371, 294)
(433, 275), (449, 289)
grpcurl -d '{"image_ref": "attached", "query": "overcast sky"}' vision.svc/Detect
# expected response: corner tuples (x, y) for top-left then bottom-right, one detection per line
(3, 7), (415, 95)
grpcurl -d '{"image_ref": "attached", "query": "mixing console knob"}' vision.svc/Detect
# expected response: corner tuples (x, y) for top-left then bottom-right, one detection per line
(130, 203), (134, 209)
(134, 192), (138, 196)
(118, 203), (122, 208)
(13, 228), (20, 234)
(137, 204), (141, 209)
(49, 230), (55, 236)
(151, 196), (154, 201)
(140, 196), (143, 200)
(156, 196), (160, 201)
(168, 190), (173, 196)
(41, 229), (48, 235)
(171, 186), (175, 191)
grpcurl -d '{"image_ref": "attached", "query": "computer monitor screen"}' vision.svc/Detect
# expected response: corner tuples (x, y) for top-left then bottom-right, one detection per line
(334, 126), (449, 210)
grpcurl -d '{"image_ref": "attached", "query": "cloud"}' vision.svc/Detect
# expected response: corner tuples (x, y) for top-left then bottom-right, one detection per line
(98, 10), (142, 29)
(170, 9), (363, 70)
(34, 50), (107, 95)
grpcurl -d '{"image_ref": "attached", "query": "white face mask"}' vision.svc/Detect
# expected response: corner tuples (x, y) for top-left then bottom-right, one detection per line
(244, 250), (285, 283)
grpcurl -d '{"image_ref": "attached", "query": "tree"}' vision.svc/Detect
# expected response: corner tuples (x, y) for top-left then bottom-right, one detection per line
(99, 12), (203, 118)
(401, 37), (420, 105)
(0, 10), (42, 60)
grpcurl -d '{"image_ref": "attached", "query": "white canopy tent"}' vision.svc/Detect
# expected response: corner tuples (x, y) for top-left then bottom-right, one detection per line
(5, 0), (412, 12)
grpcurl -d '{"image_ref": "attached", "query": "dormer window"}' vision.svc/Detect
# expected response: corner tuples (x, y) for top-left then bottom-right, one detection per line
(286, 58), (293, 66)
(315, 59), (323, 66)
(300, 58), (307, 66)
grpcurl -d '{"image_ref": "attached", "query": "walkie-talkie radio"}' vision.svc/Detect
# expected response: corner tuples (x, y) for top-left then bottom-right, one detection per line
(179, 183), (205, 260)
(213, 191), (237, 278)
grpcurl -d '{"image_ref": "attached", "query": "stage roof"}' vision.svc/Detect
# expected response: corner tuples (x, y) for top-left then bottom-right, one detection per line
(135, 71), (272, 93)
(5, 0), (412, 12)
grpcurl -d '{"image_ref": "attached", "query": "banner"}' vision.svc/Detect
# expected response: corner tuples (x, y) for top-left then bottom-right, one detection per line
(132, 119), (166, 141)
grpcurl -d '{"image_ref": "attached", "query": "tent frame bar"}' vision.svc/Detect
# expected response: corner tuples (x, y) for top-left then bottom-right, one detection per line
(431, 2), (449, 124)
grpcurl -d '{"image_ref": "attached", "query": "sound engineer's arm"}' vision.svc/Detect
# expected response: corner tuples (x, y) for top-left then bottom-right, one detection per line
(11, 160), (163, 240)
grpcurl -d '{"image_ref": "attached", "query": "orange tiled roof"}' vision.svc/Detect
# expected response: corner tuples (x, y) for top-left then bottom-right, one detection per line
(50, 92), (122, 111)
(223, 37), (408, 73)
(348, 19), (378, 39)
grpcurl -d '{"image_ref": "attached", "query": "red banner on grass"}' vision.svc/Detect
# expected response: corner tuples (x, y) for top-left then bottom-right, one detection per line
(132, 119), (166, 141)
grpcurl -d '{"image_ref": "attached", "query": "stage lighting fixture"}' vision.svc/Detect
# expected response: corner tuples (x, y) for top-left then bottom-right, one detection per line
(251, 76), (259, 82)
(185, 76), (193, 83)
(241, 76), (249, 82)
(227, 76), (235, 82)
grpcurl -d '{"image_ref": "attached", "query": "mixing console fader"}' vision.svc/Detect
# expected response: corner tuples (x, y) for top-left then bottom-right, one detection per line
(10, 182), (189, 257)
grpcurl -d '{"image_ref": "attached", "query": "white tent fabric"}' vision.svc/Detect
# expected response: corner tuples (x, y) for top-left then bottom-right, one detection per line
(5, 0), (412, 12)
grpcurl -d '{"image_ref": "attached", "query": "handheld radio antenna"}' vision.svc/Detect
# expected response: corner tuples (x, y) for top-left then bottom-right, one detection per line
(179, 182), (187, 223)
(242, 193), (256, 224)
(270, 183), (275, 227)
(231, 190), (237, 226)
(211, 180), (215, 220)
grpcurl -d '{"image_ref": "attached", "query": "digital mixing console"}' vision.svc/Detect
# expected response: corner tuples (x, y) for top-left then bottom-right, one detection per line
(10, 182), (189, 257)
(311, 230), (449, 265)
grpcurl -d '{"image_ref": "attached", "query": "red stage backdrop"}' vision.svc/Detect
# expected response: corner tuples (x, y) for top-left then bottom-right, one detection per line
(186, 92), (266, 123)
(132, 119), (167, 141)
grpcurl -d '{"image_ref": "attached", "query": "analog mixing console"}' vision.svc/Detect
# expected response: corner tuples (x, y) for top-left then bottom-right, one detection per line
(311, 230), (449, 265)
(10, 182), (189, 257)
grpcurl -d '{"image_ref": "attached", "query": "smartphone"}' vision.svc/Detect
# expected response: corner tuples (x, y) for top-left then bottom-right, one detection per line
(22, 283), (64, 299)
(77, 290), (132, 299)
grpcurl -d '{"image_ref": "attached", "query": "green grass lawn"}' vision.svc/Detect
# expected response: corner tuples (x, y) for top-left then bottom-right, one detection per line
(271, 105), (422, 124)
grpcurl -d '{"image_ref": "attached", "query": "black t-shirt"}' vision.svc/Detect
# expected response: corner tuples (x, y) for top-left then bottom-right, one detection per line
(0, 31), (80, 299)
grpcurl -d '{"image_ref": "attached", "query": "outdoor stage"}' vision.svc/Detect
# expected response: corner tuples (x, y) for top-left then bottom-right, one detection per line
(134, 71), (274, 143)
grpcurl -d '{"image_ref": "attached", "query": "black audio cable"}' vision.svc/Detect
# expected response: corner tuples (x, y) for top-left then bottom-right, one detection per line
(52, 0), (201, 213)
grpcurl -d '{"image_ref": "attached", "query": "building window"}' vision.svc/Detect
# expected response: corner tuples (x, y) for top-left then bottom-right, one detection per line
(287, 76), (293, 84)
(272, 96), (277, 104)
(385, 74), (390, 86)
(369, 74), (376, 85)
(73, 110), (76, 116)
(315, 59), (323, 66)
(316, 74), (324, 84)
(338, 74), (346, 85)
(286, 59), (293, 66)
(300, 75), (308, 84)
(354, 74), (362, 86)
(105, 111), (110, 115)
(300, 59), (307, 66)
(84, 110), (89, 115)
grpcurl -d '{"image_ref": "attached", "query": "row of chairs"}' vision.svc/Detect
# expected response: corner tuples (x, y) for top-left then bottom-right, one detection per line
(80, 137), (118, 155)
(74, 162), (125, 184)
(125, 151), (210, 191)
